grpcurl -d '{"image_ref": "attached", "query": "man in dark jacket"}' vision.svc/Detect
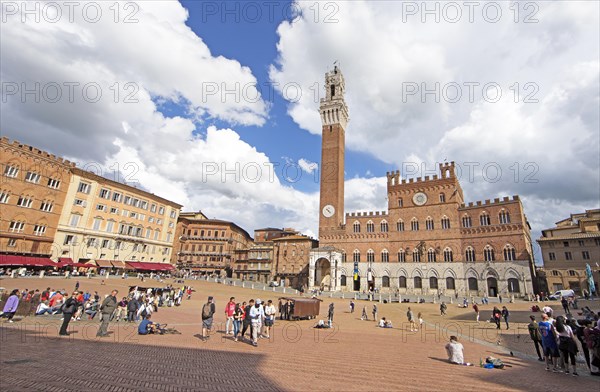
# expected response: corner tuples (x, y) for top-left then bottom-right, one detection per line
(127, 297), (139, 322)
(59, 292), (79, 336)
(97, 290), (118, 337)
(527, 315), (544, 361)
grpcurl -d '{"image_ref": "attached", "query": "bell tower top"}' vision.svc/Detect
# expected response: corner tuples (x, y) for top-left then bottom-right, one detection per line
(320, 65), (349, 129)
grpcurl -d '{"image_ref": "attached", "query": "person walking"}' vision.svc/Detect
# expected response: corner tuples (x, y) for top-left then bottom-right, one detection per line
(492, 307), (502, 330)
(407, 307), (417, 332)
(127, 296), (139, 322)
(372, 304), (378, 321)
(501, 306), (510, 330)
(97, 290), (118, 337)
(232, 303), (244, 342)
(59, 292), (79, 336)
(224, 297), (236, 335)
(440, 302), (447, 316)
(473, 303), (480, 323)
(361, 306), (368, 321)
(527, 315), (544, 361)
(327, 303), (334, 328)
(539, 313), (560, 372)
(1, 289), (20, 323)
(241, 300), (254, 341)
(349, 300), (355, 313)
(556, 316), (578, 375)
(249, 299), (265, 347)
(201, 296), (216, 341)
(264, 299), (276, 338)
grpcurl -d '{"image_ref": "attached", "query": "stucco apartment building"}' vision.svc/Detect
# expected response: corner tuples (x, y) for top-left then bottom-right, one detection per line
(309, 66), (535, 297)
(172, 211), (253, 276)
(52, 167), (182, 269)
(537, 209), (600, 295)
(0, 138), (74, 265)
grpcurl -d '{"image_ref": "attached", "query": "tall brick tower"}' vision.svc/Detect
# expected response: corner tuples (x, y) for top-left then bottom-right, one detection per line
(318, 65), (349, 238)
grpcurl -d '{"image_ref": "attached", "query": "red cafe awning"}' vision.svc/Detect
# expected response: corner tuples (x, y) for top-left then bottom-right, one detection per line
(95, 259), (114, 268)
(0, 254), (54, 267)
(126, 262), (174, 271)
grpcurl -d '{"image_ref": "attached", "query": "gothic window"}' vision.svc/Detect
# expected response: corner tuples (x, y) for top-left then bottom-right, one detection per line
(427, 248), (436, 262)
(441, 216), (451, 229)
(396, 220), (405, 231)
(429, 277), (439, 289)
(380, 220), (389, 232)
(382, 276), (390, 287)
(499, 210), (511, 224)
(443, 247), (453, 262)
(425, 217), (434, 230)
(468, 277), (478, 291)
(399, 276), (407, 288)
(353, 221), (361, 233)
(398, 198), (403, 207)
(411, 218), (419, 231)
(381, 249), (389, 262)
(480, 213), (491, 226)
(462, 215), (472, 228)
(439, 193), (445, 203)
(465, 247), (476, 262)
(484, 245), (495, 261)
(353, 250), (360, 262)
(397, 250), (406, 262)
(366, 221), (375, 233)
(413, 249), (421, 262)
(503, 245), (516, 261)
(367, 249), (375, 262)
(446, 277), (456, 290)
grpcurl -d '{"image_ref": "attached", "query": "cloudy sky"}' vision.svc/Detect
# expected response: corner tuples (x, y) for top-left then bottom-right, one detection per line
(2, 1), (598, 263)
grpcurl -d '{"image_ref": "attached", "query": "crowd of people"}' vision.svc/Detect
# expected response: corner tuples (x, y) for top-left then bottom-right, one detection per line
(528, 304), (600, 376)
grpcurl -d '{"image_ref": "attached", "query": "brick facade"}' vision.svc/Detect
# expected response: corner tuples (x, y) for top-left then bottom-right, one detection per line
(0, 138), (74, 258)
(537, 209), (600, 295)
(173, 212), (253, 276)
(310, 66), (535, 297)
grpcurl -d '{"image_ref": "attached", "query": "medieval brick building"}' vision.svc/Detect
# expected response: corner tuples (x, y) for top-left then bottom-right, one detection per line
(309, 66), (535, 298)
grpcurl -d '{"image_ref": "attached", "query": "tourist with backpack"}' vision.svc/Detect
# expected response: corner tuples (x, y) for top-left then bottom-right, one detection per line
(59, 292), (79, 336)
(201, 296), (216, 341)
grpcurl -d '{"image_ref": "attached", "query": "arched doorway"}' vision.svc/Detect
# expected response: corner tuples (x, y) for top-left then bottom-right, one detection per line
(315, 258), (331, 290)
(487, 277), (498, 297)
(353, 275), (361, 291)
(507, 278), (520, 293)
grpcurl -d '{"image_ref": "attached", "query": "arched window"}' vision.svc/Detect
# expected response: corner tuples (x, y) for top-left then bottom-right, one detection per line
(465, 247), (476, 262)
(366, 220), (375, 233)
(441, 216), (451, 229)
(414, 276), (422, 289)
(340, 275), (347, 286)
(439, 193), (446, 203)
(399, 276), (407, 288)
(462, 215), (472, 228)
(396, 220), (405, 231)
(398, 198), (403, 207)
(499, 210), (511, 224)
(503, 245), (516, 261)
(367, 249), (375, 262)
(381, 249), (389, 262)
(353, 221), (361, 233)
(341, 251), (346, 263)
(484, 245), (495, 261)
(353, 250), (360, 262)
(397, 249), (406, 262)
(380, 220), (389, 232)
(443, 247), (453, 262)
(413, 249), (421, 262)
(427, 248), (436, 262)
(382, 276), (390, 287)
(468, 277), (478, 291)
(446, 277), (456, 290)
(507, 278), (520, 293)
(480, 213), (491, 226)
(425, 217), (434, 230)
(411, 218), (419, 231)
(429, 277), (438, 289)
